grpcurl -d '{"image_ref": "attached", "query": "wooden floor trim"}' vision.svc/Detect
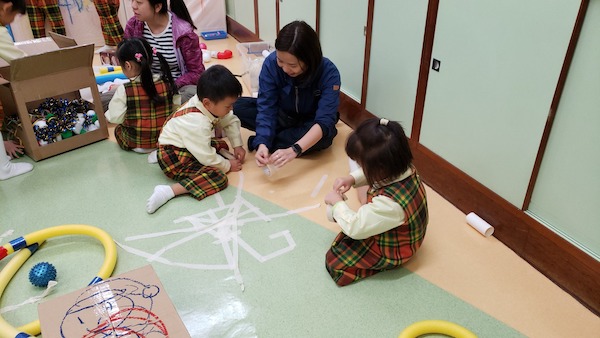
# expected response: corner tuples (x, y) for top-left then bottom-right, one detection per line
(409, 140), (600, 315)
(226, 16), (260, 43)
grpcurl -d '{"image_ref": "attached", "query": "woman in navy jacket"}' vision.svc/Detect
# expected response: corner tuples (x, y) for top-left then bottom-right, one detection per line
(234, 21), (341, 170)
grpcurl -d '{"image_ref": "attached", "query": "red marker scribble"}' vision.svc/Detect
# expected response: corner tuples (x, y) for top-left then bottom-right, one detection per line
(83, 307), (168, 338)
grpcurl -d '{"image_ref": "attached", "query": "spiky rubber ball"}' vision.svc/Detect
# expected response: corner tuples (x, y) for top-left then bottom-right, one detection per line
(29, 262), (57, 287)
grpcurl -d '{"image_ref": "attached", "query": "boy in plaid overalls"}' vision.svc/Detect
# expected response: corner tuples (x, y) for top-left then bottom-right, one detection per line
(146, 65), (245, 214)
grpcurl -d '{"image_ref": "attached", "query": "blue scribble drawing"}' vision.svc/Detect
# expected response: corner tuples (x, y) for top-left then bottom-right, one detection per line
(60, 277), (169, 337)
(59, 0), (85, 24)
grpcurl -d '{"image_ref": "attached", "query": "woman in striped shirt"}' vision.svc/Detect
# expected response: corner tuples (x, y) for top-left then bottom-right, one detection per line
(124, 0), (204, 106)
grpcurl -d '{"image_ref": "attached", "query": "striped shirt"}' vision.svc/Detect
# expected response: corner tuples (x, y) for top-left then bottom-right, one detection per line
(143, 12), (182, 79)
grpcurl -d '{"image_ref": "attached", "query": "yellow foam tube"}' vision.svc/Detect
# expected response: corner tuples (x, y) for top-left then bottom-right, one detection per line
(0, 243), (40, 337)
(399, 320), (477, 338)
(0, 225), (117, 338)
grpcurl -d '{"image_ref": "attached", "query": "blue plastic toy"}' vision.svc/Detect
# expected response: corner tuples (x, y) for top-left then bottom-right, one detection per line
(201, 30), (227, 40)
(29, 262), (57, 287)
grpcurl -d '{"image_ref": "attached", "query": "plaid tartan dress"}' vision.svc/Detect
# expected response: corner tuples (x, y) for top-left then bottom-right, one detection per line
(26, 0), (66, 38)
(93, 0), (124, 46)
(325, 170), (428, 286)
(114, 80), (173, 150)
(157, 107), (230, 201)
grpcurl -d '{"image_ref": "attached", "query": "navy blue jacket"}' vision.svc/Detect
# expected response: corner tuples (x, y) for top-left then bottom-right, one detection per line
(253, 52), (341, 149)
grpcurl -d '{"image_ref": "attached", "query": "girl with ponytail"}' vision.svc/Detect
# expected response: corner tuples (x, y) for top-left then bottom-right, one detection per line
(105, 37), (176, 158)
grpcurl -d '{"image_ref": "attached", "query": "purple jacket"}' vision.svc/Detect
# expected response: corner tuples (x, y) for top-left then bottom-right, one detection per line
(124, 13), (204, 88)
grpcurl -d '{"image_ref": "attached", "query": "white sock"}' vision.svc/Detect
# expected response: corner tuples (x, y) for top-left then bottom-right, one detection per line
(133, 147), (156, 154)
(0, 156), (33, 180)
(146, 185), (175, 214)
(147, 150), (158, 164)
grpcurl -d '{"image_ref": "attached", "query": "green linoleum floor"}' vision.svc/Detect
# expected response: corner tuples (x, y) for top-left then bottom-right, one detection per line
(0, 140), (523, 337)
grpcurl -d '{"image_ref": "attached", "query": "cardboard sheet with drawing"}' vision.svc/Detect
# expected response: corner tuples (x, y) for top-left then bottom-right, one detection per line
(38, 265), (191, 337)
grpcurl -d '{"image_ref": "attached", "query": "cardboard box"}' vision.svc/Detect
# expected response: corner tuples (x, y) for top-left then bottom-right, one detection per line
(38, 265), (191, 337)
(236, 41), (275, 96)
(0, 32), (108, 161)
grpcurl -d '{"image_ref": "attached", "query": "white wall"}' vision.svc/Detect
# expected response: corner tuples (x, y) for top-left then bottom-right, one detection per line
(419, 0), (580, 207)
(527, 0), (600, 260)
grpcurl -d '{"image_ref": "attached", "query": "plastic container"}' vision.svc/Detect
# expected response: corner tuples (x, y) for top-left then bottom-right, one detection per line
(236, 42), (275, 96)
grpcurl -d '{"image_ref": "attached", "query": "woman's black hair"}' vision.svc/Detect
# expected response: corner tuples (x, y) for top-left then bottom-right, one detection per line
(1, 0), (26, 14)
(147, 0), (196, 30)
(275, 20), (322, 82)
(196, 65), (242, 103)
(116, 37), (176, 103)
(345, 118), (413, 186)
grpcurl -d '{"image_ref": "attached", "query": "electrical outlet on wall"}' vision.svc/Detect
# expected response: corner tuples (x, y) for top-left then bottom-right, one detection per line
(432, 58), (441, 72)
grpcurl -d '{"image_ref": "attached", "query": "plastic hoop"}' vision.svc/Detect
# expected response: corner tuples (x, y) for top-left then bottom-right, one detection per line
(399, 320), (477, 338)
(0, 225), (117, 338)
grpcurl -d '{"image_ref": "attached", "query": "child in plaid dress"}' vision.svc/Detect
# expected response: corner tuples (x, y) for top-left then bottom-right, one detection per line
(25, 0), (65, 38)
(105, 37), (176, 157)
(146, 65), (245, 214)
(93, 0), (123, 47)
(324, 118), (429, 286)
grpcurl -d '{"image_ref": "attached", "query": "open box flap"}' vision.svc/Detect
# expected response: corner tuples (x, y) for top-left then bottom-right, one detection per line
(48, 31), (77, 48)
(9, 44), (94, 82)
(13, 37), (60, 55)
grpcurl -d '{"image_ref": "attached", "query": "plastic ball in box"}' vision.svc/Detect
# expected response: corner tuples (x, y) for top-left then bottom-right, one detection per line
(29, 262), (57, 287)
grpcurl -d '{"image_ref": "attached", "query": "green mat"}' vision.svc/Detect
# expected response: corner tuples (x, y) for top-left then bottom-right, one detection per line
(0, 141), (523, 337)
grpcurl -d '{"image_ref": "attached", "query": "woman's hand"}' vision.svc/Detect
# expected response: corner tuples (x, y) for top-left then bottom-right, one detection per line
(269, 147), (296, 168)
(333, 175), (355, 194)
(255, 144), (270, 167)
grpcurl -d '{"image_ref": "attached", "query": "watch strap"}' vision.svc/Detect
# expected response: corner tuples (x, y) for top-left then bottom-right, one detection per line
(292, 143), (303, 157)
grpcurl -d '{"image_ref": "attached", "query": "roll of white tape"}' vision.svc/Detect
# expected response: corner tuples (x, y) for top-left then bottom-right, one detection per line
(466, 212), (494, 237)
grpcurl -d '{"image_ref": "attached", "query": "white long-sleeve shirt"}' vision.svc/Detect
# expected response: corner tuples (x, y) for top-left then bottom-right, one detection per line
(158, 95), (243, 173)
(328, 167), (414, 240)
(0, 26), (25, 62)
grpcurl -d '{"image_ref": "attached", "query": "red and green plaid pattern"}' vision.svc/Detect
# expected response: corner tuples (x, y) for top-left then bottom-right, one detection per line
(93, 0), (124, 46)
(157, 140), (230, 201)
(26, 0), (66, 38)
(114, 79), (173, 150)
(158, 106), (230, 200)
(325, 168), (429, 286)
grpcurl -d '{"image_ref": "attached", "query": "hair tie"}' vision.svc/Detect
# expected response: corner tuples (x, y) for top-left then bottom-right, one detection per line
(152, 47), (157, 56)
(379, 118), (389, 126)
(134, 53), (142, 62)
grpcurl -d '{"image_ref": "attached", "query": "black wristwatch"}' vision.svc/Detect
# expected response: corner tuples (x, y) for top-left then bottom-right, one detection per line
(292, 143), (303, 157)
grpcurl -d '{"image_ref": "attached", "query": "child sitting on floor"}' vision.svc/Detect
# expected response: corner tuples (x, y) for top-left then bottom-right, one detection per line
(105, 37), (176, 161)
(146, 65), (245, 213)
(324, 117), (429, 286)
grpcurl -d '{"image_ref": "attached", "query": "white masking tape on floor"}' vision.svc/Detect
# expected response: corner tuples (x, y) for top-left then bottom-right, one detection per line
(466, 212), (495, 237)
(310, 174), (328, 198)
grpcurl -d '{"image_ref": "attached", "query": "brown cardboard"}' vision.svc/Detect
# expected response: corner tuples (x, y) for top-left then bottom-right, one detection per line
(47, 31), (78, 48)
(38, 265), (191, 337)
(0, 34), (108, 161)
